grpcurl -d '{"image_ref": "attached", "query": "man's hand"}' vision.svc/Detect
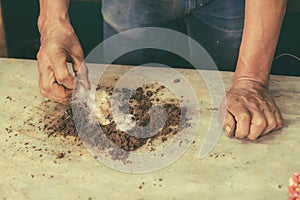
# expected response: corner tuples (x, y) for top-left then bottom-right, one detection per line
(222, 0), (287, 140)
(37, 0), (89, 103)
(220, 78), (283, 140)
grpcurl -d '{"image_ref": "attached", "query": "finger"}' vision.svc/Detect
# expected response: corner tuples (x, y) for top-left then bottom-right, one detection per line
(261, 103), (277, 135)
(223, 110), (236, 137)
(272, 106), (283, 130)
(71, 44), (91, 89)
(50, 82), (73, 103)
(39, 68), (72, 102)
(228, 105), (251, 139)
(71, 46), (90, 90)
(51, 53), (75, 90)
(247, 106), (267, 140)
(73, 60), (90, 89)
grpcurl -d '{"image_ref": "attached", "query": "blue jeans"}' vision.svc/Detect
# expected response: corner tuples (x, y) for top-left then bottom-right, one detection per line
(101, 0), (245, 70)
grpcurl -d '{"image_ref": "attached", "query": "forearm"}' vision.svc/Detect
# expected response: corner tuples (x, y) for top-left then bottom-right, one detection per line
(38, 0), (70, 34)
(234, 0), (287, 86)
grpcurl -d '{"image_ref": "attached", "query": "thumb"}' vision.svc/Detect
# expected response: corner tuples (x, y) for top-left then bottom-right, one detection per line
(223, 110), (236, 137)
(220, 101), (236, 137)
(73, 60), (90, 90)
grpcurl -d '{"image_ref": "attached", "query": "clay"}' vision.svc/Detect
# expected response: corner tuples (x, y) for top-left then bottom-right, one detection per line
(56, 152), (65, 159)
(73, 84), (190, 161)
(24, 83), (190, 162)
(90, 85), (188, 149)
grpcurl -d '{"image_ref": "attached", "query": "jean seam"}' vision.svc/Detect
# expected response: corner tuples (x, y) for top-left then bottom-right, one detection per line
(191, 0), (196, 12)
(185, 0), (197, 14)
(184, 0), (188, 14)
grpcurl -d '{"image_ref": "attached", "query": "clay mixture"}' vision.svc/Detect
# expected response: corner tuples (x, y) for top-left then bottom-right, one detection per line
(25, 81), (190, 162)
(72, 82), (190, 161)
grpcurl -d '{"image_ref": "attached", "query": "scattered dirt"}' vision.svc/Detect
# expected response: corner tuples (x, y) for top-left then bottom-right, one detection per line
(56, 152), (65, 159)
(23, 100), (79, 140)
(73, 83), (190, 162)
(23, 82), (191, 163)
(6, 96), (12, 101)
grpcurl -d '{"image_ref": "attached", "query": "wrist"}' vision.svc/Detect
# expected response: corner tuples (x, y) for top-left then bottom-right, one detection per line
(234, 60), (270, 87)
(233, 73), (269, 88)
(232, 76), (269, 90)
(38, 17), (72, 36)
(38, 0), (70, 34)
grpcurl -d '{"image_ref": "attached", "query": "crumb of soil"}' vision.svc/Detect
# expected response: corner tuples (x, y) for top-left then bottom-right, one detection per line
(56, 152), (65, 159)
(72, 84), (190, 162)
(25, 83), (191, 163)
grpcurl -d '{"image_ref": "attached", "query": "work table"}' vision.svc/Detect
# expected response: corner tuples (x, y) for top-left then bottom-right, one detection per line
(0, 58), (299, 200)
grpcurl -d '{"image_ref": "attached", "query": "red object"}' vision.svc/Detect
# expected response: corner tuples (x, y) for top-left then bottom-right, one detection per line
(289, 173), (300, 200)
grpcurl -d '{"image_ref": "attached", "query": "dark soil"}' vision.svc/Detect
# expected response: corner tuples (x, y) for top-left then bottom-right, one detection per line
(30, 84), (190, 162)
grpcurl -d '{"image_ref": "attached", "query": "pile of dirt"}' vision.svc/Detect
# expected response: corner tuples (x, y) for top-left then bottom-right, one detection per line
(27, 83), (190, 162)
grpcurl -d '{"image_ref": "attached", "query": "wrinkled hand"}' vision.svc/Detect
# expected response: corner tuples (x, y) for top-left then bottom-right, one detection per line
(37, 19), (89, 103)
(220, 79), (283, 140)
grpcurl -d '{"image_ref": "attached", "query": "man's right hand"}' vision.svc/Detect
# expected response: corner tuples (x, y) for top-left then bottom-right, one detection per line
(37, 1), (89, 103)
(220, 78), (283, 140)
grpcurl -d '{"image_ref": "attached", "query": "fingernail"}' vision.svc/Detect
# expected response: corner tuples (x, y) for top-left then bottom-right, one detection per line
(225, 125), (231, 135)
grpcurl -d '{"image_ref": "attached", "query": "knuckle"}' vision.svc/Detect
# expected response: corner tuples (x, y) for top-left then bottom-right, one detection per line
(268, 119), (277, 130)
(248, 134), (258, 141)
(249, 99), (259, 107)
(236, 133), (246, 139)
(56, 75), (68, 83)
(235, 131), (247, 139)
(259, 100), (268, 107)
(40, 84), (51, 93)
(36, 51), (42, 60)
(72, 51), (84, 62)
(277, 120), (283, 129)
(254, 118), (267, 128)
(37, 50), (48, 62)
(237, 113), (250, 121)
(47, 42), (61, 51)
(226, 103), (235, 110)
(39, 81), (51, 93)
(40, 87), (50, 97)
